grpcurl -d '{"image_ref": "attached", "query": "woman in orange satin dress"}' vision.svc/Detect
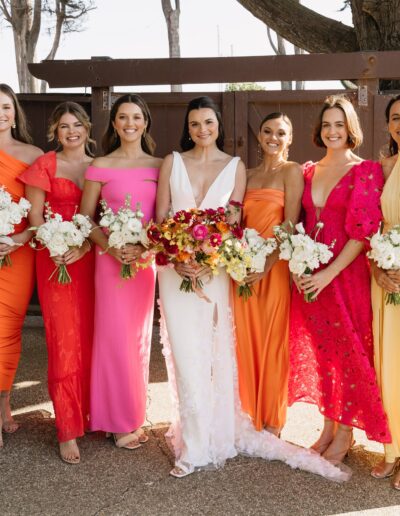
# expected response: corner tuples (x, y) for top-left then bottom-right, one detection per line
(0, 84), (42, 448)
(233, 112), (303, 435)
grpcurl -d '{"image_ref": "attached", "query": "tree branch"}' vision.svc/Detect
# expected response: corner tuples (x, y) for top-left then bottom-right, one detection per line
(266, 26), (279, 54)
(236, 0), (359, 52)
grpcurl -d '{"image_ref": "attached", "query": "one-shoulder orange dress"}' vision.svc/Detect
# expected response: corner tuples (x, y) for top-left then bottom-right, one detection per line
(0, 150), (35, 390)
(233, 189), (289, 431)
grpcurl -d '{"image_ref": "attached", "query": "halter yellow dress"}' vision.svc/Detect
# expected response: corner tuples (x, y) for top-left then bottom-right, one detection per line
(372, 155), (400, 462)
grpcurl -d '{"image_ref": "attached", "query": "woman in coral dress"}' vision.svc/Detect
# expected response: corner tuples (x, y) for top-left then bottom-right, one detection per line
(80, 94), (161, 450)
(233, 112), (303, 435)
(0, 84), (42, 448)
(289, 95), (391, 464)
(370, 95), (400, 488)
(20, 102), (94, 463)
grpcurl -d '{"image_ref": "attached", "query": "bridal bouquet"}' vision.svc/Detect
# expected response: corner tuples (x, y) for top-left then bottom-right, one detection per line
(274, 222), (335, 302)
(99, 194), (150, 279)
(147, 205), (239, 294)
(368, 225), (400, 305)
(222, 227), (277, 300)
(30, 203), (92, 284)
(0, 185), (31, 268)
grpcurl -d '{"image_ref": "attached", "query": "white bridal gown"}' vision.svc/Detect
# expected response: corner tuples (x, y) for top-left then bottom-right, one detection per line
(158, 152), (349, 481)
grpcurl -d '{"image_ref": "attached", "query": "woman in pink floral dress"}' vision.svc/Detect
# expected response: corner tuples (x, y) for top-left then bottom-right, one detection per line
(289, 95), (390, 464)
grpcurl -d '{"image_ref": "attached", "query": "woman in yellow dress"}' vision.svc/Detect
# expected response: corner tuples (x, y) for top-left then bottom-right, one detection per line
(371, 94), (400, 488)
(233, 112), (303, 435)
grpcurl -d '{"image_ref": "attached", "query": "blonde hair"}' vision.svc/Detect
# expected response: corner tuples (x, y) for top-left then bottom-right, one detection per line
(47, 101), (95, 155)
(313, 95), (363, 149)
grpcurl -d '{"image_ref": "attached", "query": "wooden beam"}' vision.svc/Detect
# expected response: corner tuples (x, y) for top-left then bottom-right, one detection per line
(28, 52), (400, 88)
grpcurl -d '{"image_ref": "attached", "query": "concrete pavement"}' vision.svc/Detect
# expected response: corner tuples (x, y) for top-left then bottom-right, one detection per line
(1, 324), (400, 516)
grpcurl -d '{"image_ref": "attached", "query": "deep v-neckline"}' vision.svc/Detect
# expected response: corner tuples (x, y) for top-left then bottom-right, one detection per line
(310, 162), (360, 218)
(177, 153), (235, 209)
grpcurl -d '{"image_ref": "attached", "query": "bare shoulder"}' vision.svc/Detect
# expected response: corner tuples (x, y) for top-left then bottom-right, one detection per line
(381, 154), (397, 179)
(148, 156), (163, 168)
(90, 155), (113, 168)
(14, 141), (43, 165)
(282, 161), (303, 183)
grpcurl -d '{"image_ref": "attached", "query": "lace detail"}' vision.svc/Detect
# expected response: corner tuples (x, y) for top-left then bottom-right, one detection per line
(289, 161), (391, 443)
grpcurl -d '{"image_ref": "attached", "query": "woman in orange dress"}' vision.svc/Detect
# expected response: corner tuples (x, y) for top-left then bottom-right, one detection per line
(0, 84), (42, 448)
(233, 112), (303, 435)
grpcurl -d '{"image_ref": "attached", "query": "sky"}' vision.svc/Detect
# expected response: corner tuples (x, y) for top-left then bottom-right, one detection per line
(0, 0), (353, 93)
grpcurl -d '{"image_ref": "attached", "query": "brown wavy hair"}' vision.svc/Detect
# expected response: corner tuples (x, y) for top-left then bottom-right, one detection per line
(313, 95), (363, 149)
(0, 83), (32, 144)
(102, 94), (155, 155)
(47, 101), (95, 156)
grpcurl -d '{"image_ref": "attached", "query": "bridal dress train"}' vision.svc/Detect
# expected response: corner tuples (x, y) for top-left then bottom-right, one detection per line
(158, 152), (349, 482)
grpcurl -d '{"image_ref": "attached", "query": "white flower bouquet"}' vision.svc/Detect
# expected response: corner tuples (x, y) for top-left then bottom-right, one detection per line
(30, 203), (92, 284)
(99, 194), (149, 279)
(0, 185), (31, 268)
(233, 228), (277, 300)
(274, 222), (335, 302)
(368, 224), (400, 305)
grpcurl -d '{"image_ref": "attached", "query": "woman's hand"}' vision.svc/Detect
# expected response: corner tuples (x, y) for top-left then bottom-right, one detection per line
(297, 267), (337, 299)
(386, 269), (400, 286)
(374, 266), (399, 293)
(245, 258), (273, 286)
(52, 241), (91, 266)
(0, 240), (20, 258)
(174, 262), (199, 279)
(120, 244), (145, 264)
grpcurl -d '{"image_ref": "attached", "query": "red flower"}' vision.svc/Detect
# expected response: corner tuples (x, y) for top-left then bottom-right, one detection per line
(231, 224), (244, 239)
(155, 252), (169, 266)
(209, 233), (222, 247)
(164, 242), (179, 255)
(174, 210), (192, 223)
(229, 200), (244, 209)
(147, 225), (162, 243)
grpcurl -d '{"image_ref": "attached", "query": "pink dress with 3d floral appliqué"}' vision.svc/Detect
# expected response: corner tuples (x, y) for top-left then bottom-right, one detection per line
(85, 166), (158, 433)
(289, 160), (391, 443)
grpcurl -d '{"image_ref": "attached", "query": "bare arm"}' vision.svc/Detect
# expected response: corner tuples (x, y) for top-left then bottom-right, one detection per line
(299, 239), (364, 298)
(227, 160), (246, 224)
(156, 154), (173, 223)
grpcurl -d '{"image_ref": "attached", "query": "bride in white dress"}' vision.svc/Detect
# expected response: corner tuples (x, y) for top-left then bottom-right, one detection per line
(156, 96), (349, 481)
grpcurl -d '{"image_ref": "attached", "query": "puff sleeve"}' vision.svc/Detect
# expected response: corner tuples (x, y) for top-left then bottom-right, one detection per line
(19, 151), (55, 192)
(344, 160), (384, 241)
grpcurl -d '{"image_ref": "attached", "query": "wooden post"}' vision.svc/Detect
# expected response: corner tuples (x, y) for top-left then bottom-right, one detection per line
(91, 86), (112, 156)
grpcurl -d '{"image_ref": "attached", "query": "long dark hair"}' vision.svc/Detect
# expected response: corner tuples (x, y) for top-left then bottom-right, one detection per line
(385, 94), (400, 156)
(102, 94), (155, 155)
(0, 83), (32, 144)
(180, 96), (224, 151)
(47, 101), (95, 156)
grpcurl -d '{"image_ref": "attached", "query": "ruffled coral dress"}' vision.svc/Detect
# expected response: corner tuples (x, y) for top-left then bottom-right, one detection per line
(289, 161), (391, 443)
(0, 150), (35, 391)
(233, 189), (290, 431)
(20, 151), (94, 442)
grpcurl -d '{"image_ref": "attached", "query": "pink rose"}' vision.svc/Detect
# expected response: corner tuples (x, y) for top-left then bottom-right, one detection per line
(192, 223), (208, 241)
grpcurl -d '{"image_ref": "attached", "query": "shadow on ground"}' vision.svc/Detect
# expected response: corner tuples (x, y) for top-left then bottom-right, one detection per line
(1, 326), (400, 516)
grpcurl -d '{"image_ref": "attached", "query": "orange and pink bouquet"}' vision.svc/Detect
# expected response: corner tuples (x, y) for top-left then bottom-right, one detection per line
(147, 203), (243, 294)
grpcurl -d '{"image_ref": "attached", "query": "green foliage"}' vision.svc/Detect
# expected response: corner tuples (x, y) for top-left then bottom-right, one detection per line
(225, 82), (266, 91)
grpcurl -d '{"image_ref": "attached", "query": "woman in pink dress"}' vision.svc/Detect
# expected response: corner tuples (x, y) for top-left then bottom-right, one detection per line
(289, 95), (391, 464)
(80, 94), (161, 449)
(20, 101), (95, 464)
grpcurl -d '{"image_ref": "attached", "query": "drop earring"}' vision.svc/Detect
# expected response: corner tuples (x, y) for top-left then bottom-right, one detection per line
(11, 122), (16, 129)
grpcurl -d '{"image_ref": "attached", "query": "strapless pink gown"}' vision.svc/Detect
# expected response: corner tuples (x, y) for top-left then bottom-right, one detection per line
(85, 166), (158, 433)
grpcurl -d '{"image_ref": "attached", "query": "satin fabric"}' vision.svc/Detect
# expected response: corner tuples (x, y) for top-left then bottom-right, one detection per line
(0, 150), (35, 391)
(233, 189), (289, 431)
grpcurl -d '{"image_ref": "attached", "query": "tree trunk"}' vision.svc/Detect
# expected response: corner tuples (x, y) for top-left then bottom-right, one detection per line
(161, 0), (182, 92)
(237, 0), (358, 52)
